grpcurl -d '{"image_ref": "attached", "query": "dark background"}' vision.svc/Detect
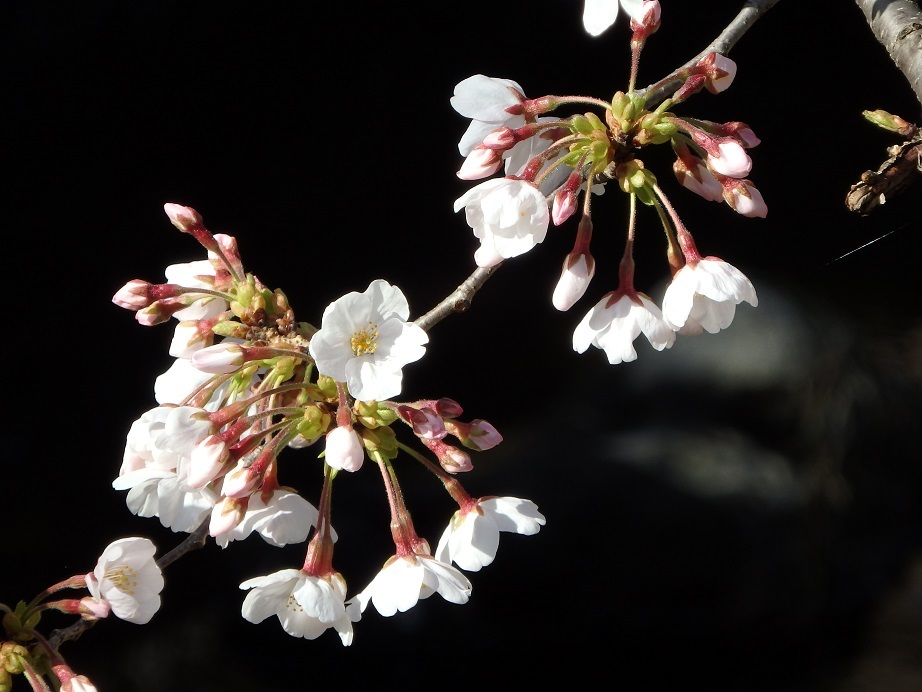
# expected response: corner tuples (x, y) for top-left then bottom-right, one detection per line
(6, 2), (921, 690)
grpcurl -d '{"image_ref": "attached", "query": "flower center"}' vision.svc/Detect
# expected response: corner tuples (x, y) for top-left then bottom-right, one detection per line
(286, 594), (304, 613)
(105, 564), (139, 595)
(350, 322), (379, 356)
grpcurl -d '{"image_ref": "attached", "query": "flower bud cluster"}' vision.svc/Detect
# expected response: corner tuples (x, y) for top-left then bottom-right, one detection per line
(107, 204), (545, 644)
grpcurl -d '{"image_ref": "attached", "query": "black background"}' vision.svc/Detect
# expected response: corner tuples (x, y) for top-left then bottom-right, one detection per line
(6, 2), (922, 690)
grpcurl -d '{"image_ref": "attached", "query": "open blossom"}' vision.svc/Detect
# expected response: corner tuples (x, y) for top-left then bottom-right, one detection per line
(573, 291), (676, 364)
(240, 569), (353, 645)
(309, 279), (428, 402)
(582, 0), (645, 36)
(346, 550), (472, 620)
(85, 538), (164, 625)
(435, 497), (546, 572)
(454, 177), (550, 267)
(213, 490), (319, 548)
(661, 258), (758, 335)
(451, 74), (526, 157)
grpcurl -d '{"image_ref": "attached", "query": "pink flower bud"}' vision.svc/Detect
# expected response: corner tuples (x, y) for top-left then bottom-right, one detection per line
(457, 146), (503, 180)
(397, 405), (447, 440)
(187, 435), (230, 488)
(673, 157), (724, 202)
(552, 252), (595, 311)
(324, 425), (365, 472)
(552, 188), (578, 226)
(482, 127), (517, 149)
(191, 342), (245, 374)
(701, 53), (737, 94)
(163, 203), (204, 233)
(434, 398), (463, 418)
(209, 496), (247, 537)
(112, 280), (153, 310)
(707, 140), (751, 178)
(220, 462), (261, 498)
(724, 180), (768, 218)
(78, 596), (111, 620)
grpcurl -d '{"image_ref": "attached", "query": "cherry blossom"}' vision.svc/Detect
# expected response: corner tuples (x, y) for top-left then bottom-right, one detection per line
(435, 497), (546, 572)
(573, 291), (676, 364)
(450, 74), (526, 157)
(84, 538), (164, 625)
(308, 279), (428, 402)
(661, 258), (758, 335)
(240, 568), (353, 645)
(453, 178), (550, 267)
(345, 550), (472, 619)
(323, 424), (365, 472)
(582, 0), (645, 37)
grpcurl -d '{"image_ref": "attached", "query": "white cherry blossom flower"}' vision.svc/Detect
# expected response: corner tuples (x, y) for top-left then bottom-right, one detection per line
(707, 140), (752, 178)
(309, 280), (428, 402)
(213, 489), (321, 548)
(435, 497), (546, 572)
(85, 537), (164, 625)
(240, 568), (353, 645)
(582, 0), (645, 37)
(552, 253), (596, 311)
(573, 291), (676, 363)
(661, 258), (758, 335)
(323, 424), (365, 472)
(451, 74), (526, 157)
(454, 178), (550, 267)
(163, 259), (227, 323)
(346, 550), (471, 620)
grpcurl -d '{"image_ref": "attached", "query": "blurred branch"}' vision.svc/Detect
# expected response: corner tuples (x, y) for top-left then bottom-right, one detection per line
(639, 0), (783, 107)
(854, 0), (922, 108)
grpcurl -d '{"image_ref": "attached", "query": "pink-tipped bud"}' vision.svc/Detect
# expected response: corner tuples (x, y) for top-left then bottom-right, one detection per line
(482, 127), (516, 150)
(434, 398), (463, 418)
(397, 405), (447, 440)
(52, 664), (98, 692)
(673, 157), (724, 202)
(552, 252), (596, 311)
(724, 180), (768, 218)
(630, 0), (662, 39)
(191, 342), (245, 374)
(422, 438), (472, 473)
(221, 462), (262, 498)
(699, 53), (737, 94)
(719, 121), (761, 148)
(552, 188), (579, 226)
(163, 203), (204, 233)
(134, 299), (188, 326)
(77, 596), (111, 620)
(112, 280), (154, 310)
(444, 418), (503, 451)
(457, 145), (503, 180)
(324, 425), (365, 472)
(187, 435), (230, 488)
(707, 140), (751, 178)
(209, 496), (247, 537)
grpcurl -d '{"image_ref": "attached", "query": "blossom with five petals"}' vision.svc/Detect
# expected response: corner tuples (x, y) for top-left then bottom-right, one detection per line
(345, 550), (472, 619)
(661, 258), (758, 335)
(450, 74), (526, 157)
(435, 497), (546, 572)
(84, 537), (164, 625)
(573, 291), (676, 364)
(454, 177), (550, 267)
(240, 568), (353, 645)
(308, 279), (428, 402)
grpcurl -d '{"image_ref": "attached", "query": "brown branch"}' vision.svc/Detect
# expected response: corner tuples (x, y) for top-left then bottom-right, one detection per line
(413, 265), (500, 332)
(854, 0), (922, 108)
(638, 0), (783, 108)
(845, 130), (922, 214)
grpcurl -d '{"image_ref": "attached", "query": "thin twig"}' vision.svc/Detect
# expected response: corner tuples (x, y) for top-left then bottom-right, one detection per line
(413, 266), (500, 332)
(638, 0), (783, 108)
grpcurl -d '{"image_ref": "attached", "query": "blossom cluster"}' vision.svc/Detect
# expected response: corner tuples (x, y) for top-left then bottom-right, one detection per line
(107, 203), (546, 645)
(452, 0), (761, 364)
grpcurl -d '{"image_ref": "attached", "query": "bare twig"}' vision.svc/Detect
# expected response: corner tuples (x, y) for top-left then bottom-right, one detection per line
(638, 0), (783, 108)
(854, 0), (922, 108)
(413, 265), (500, 332)
(845, 129), (922, 214)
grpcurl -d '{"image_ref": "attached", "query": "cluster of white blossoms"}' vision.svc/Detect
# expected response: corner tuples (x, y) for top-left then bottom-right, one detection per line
(451, 0), (762, 364)
(107, 203), (545, 645)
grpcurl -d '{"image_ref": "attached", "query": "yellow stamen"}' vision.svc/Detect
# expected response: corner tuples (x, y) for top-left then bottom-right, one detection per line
(106, 564), (139, 596)
(351, 321), (379, 356)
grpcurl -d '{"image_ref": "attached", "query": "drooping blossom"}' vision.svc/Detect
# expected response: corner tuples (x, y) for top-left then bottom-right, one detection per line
(553, 252), (596, 311)
(573, 291), (676, 364)
(212, 490), (320, 548)
(453, 177), (550, 267)
(84, 538), (164, 625)
(346, 549), (472, 620)
(435, 497), (546, 572)
(240, 568), (353, 645)
(450, 74), (527, 157)
(661, 257), (758, 335)
(582, 0), (645, 36)
(308, 280), (428, 403)
(323, 424), (365, 472)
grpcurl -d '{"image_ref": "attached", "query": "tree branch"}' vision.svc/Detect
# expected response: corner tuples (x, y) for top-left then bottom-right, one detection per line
(413, 265), (500, 332)
(854, 0), (922, 108)
(639, 0), (783, 108)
